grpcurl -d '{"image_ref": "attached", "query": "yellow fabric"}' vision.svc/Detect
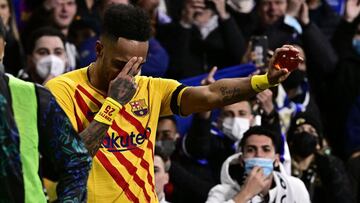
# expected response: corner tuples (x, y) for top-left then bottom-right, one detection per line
(46, 67), (187, 203)
(94, 97), (121, 125)
(251, 73), (270, 92)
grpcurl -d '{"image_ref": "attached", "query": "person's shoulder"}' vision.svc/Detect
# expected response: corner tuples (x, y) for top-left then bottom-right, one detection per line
(136, 75), (182, 86)
(46, 67), (88, 88)
(206, 183), (237, 203)
(278, 172), (308, 192)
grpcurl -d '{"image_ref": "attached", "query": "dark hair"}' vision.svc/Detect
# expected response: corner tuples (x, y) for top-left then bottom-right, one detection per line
(102, 4), (151, 41)
(0, 19), (6, 39)
(159, 115), (177, 125)
(239, 126), (282, 154)
(26, 27), (66, 55)
(155, 146), (170, 172)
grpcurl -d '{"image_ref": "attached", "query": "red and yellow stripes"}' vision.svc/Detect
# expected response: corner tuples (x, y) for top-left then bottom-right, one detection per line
(74, 84), (155, 202)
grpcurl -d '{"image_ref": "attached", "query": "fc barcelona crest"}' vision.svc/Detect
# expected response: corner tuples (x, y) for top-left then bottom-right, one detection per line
(129, 99), (149, 117)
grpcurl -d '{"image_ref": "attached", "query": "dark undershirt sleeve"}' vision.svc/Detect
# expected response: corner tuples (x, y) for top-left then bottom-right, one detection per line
(36, 85), (92, 202)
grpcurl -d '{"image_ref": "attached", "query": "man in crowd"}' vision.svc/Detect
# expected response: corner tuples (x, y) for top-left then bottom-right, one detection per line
(18, 27), (68, 84)
(46, 4), (300, 202)
(287, 111), (354, 203)
(154, 146), (171, 203)
(206, 126), (310, 203)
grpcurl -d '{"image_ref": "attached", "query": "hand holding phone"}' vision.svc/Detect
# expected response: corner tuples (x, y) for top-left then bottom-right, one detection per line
(273, 49), (303, 72)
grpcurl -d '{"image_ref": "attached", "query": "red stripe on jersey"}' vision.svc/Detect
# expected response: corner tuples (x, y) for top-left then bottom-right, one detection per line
(74, 90), (94, 122)
(104, 132), (151, 202)
(75, 110), (84, 132)
(112, 122), (155, 193)
(119, 108), (145, 132)
(119, 108), (155, 189)
(77, 85), (103, 107)
(96, 151), (139, 203)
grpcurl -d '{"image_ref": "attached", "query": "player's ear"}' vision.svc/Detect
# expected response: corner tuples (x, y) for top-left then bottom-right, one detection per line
(95, 40), (104, 58)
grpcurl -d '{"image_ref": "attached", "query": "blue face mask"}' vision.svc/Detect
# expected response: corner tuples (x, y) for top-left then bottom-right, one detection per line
(352, 39), (360, 55)
(244, 157), (274, 177)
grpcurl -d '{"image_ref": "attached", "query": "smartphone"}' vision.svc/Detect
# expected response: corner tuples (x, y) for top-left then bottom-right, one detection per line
(250, 36), (268, 69)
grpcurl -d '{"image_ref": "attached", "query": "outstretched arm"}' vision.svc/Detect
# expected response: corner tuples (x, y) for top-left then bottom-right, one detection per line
(180, 45), (301, 116)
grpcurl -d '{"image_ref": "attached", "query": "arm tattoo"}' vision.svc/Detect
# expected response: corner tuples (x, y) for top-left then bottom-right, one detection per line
(79, 121), (109, 157)
(108, 78), (136, 105)
(220, 87), (242, 103)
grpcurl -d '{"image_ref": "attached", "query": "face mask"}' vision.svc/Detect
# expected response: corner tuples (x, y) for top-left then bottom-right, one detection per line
(155, 140), (176, 157)
(244, 157), (274, 177)
(222, 117), (250, 141)
(291, 132), (317, 158)
(282, 69), (306, 91)
(352, 38), (360, 55)
(35, 55), (66, 79)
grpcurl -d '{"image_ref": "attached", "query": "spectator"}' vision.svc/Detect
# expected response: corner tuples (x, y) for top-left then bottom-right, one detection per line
(21, 0), (78, 70)
(155, 146), (171, 203)
(0, 0), (25, 75)
(287, 111), (354, 203)
(232, 0), (299, 51)
(166, 0), (246, 79)
(136, 0), (171, 77)
(184, 100), (255, 181)
(206, 126), (310, 203)
(18, 27), (68, 84)
(156, 116), (216, 203)
(287, 0), (340, 39)
(328, 0), (360, 158)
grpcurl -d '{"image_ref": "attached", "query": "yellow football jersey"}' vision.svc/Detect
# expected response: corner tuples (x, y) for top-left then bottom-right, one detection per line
(46, 67), (187, 203)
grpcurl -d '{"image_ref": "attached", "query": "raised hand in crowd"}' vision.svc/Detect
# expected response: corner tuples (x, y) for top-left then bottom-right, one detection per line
(345, 0), (360, 22)
(298, 1), (310, 25)
(201, 66), (218, 85)
(286, 0), (305, 17)
(256, 89), (274, 115)
(209, 0), (230, 19)
(181, 0), (206, 25)
(199, 66), (218, 119)
(233, 167), (272, 203)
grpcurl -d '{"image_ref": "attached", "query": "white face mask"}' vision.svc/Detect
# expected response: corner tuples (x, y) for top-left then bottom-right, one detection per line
(35, 55), (66, 79)
(222, 117), (250, 141)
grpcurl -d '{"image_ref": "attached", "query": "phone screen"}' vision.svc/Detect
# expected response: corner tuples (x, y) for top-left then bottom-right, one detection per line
(251, 36), (268, 68)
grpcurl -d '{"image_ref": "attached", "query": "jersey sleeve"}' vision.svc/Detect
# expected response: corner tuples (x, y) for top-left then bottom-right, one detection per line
(152, 78), (188, 116)
(45, 78), (78, 131)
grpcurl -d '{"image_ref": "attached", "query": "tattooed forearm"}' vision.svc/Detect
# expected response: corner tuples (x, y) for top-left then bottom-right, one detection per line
(220, 87), (242, 104)
(79, 121), (109, 157)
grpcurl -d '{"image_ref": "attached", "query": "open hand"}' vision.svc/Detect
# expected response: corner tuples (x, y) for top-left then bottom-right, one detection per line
(234, 166), (272, 202)
(108, 57), (143, 105)
(345, 0), (360, 22)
